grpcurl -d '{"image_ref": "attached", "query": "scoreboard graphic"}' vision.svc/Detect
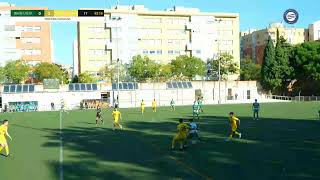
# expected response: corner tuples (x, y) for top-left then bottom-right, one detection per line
(6, 9), (105, 21)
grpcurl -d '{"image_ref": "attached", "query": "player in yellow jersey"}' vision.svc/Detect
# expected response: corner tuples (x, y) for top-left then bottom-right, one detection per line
(141, 100), (145, 114)
(152, 99), (157, 112)
(0, 119), (12, 157)
(112, 108), (123, 130)
(226, 112), (242, 141)
(171, 119), (189, 151)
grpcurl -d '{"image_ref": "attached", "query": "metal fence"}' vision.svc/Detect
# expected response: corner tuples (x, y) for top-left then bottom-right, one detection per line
(267, 95), (320, 101)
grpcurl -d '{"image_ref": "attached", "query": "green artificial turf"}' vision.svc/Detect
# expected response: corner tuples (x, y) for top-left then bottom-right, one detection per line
(0, 102), (320, 180)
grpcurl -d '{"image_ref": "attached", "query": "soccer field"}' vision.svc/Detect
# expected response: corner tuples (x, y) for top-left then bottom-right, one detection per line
(0, 102), (320, 180)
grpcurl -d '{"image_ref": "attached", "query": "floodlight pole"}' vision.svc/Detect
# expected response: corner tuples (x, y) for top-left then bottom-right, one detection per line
(111, 16), (122, 107)
(215, 39), (221, 104)
(215, 18), (222, 104)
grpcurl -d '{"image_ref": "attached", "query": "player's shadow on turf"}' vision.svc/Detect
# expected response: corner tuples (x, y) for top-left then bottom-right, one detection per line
(42, 116), (320, 180)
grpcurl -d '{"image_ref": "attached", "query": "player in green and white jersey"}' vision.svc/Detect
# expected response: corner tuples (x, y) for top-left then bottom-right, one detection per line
(170, 99), (175, 111)
(192, 101), (200, 120)
(252, 99), (260, 120)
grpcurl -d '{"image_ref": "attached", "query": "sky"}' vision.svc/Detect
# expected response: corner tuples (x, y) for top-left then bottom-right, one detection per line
(6, 0), (320, 65)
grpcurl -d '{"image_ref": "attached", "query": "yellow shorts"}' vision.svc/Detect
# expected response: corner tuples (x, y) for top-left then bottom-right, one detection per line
(0, 138), (7, 146)
(174, 133), (187, 141)
(114, 120), (120, 125)
(231, 125), (238, 131)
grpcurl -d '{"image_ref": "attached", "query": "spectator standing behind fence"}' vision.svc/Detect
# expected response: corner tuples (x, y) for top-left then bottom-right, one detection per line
(51, 102), (55, 111)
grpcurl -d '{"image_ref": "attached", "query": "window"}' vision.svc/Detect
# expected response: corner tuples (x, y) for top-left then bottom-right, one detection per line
(143, 18), (161, 24)
(141, 28), (162, 35)
(196, 50), (201, 54)
(88, 49), (105, 56)
(142, 49), (149, 55)
(22, 49), (41, 56)
(142, 39), (162, 46)
(168, 50), (174, 55)
(33, 26), (41, 32)
(33, 49), (41, 55)
(174, 50), (180, 55)
(187, 82), (193, 88)
(149, 50), (156, 55)
(167, 29), (185, 35)
(4, 25), (15, 31)
(143, 49), (148, 55)
(156, 50), (162, 55)
(177, 82), (183, 88)
(167, 39), (186, 46)
(207, 19), (215, 24)
(89, 27), (104, 33)
(88, 38), (108, 44)
(21, 37), (41, 44)
(247, 90), (251, 99)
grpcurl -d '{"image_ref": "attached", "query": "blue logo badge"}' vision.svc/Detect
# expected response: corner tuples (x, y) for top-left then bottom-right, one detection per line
(283, 9), (299, 24)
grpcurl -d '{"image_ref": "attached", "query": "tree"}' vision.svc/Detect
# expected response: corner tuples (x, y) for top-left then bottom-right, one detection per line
(71, 75), (79, 83)
(171, 55), (206, 80)
(274, 36), (294, 90)
(4, 60), (29, 83)
(207, 53), (238, 80)
(78, 72), (96, 83)
(158, 64), (172, 81)
(34, 62), (66, 83)
(240, 57), (261, 80)
(128, 55), (160, 82)
(99, 63), (132, 82)
(290, 41), (320, 95)
(53, 63), (70, 84)
(0, 67), (6, 83)
(261, 30), (294, 93)
(261, 36), (278, 91)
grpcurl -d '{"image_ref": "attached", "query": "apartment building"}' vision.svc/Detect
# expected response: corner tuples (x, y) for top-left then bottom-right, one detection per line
(309, 20), (320, 41)
(241, 23), (308, 64)
(0, 2), (52, 66)
(240, 23), (309, 64)
(77, 5), (240, 80)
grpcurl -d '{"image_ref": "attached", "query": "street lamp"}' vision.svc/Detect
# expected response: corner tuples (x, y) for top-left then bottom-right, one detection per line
(110, 16), (122, 107)
(215, 39), (221, 104)
(215, 18), (222, 104)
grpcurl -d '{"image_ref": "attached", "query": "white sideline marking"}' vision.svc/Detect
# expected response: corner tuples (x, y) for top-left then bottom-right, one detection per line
(59, 110), (64, 180)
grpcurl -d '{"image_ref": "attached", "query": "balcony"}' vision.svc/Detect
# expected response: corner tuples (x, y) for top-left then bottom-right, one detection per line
(6, 31), (21, 38)
(105, 41), (115, 50)
(186, 42), (193, 50)
(185, 22), (193, 30)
